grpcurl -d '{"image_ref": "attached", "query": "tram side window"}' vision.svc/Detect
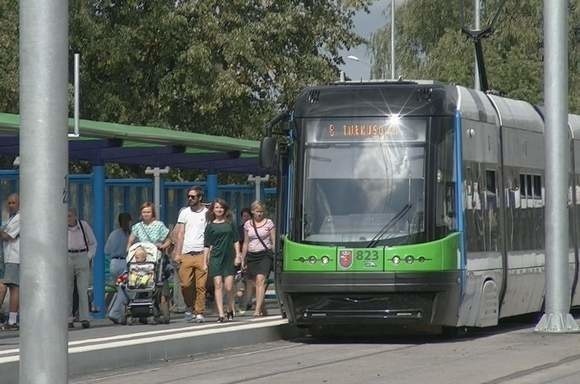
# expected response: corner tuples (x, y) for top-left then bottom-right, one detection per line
(533, 175), (542, 200)
(485, 170), (497, 209)
(519, 173), (543, 208)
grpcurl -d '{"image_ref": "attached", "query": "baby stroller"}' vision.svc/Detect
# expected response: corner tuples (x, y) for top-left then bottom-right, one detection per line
(122, 242), (172, 324)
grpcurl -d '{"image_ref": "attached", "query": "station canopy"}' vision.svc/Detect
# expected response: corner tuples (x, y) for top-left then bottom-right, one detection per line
(0, 112), (265, 175)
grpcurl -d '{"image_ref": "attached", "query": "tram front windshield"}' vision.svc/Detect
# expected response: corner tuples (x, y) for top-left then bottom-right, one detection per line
(302, 142), (425, 246)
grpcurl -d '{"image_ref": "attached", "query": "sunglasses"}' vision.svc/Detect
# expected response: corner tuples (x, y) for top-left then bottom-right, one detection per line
(188, 195), (200, 199)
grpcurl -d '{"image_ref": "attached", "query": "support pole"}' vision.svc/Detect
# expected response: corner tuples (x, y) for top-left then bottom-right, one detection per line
(70, 52), (80, 137)
(248, 175), (270, 202)
(19, 0), (69, 382)
(206, 173), (218, 201)
(92, 164), (106, 319)
(390, 0), (395, 79)
(474, 0), (481, 90)
(145, 166), (170, 219)
(535, 0), (579, 333)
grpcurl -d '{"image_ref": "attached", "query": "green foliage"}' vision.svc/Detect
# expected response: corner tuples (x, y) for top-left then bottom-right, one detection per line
(0, 0), (18, 113)
(0, 0), (369, 139)
(369, 0), (580, 112)
(70, 0), (368, 139)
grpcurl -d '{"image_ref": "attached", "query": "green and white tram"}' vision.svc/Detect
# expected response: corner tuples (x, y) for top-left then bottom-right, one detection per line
(260, 81), (580, 332)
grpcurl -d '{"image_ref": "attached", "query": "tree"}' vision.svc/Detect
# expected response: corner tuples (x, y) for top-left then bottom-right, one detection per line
(69, 0), (369, 138)
(0, 0), (370, 138)
(0, 0), (18, 114)
(368, 0), (580, 112)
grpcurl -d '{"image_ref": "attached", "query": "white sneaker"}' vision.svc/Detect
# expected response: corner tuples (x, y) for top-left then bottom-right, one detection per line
(195, 314), (205, 323)
(184, 311), (194, 322)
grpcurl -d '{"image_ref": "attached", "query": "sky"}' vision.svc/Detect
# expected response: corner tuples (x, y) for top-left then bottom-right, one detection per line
(339, 0), (391, 81)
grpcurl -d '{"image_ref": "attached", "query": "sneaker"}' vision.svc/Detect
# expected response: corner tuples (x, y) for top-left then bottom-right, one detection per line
(81, 320), (90, 329)
(194, 314), (205, 323)
(1, 323), (18, 331)
(184, 311), (194, 322)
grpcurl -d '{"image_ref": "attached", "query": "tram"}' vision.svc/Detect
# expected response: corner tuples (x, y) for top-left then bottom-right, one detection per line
(260, 80), (580, 332)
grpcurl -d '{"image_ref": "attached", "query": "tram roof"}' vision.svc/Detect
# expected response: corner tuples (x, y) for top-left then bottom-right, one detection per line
(293, 80), (457, 118)
(0, 112), (264, 174)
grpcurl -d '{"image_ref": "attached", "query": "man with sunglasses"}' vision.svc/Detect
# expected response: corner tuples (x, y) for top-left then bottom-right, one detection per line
(173, 186), (208, 323)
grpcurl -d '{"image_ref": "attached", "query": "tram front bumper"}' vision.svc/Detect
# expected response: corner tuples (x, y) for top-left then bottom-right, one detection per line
(279, 271), (462, 326)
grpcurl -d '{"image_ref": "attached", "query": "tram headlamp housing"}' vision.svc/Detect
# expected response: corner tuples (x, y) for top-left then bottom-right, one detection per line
(392, 255), (401, 264)
(308, 255), (317, 264)
(405, 255), (414, 264)
(321, 256), (330, 264)
(388, 113), (401, 126)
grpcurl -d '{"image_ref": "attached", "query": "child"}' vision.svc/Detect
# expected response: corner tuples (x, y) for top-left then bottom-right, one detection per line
(132, 246), (148, 263)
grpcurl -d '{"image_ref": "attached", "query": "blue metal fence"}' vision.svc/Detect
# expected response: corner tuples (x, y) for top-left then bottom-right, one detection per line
(0, 170), (276, 234)
(0, 169), (276, 318)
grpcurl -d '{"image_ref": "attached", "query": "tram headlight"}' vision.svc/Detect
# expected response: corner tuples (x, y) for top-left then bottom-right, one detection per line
(321, 256), (330, 264)
(418, 256), (426, 263)
(388, 113), (401, 126)
(405, 255), (414, 264)
(392, 255), (401, 264)
(308, 255), (317, 264)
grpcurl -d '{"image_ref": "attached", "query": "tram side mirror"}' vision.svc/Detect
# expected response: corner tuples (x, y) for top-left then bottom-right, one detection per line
(259, 136), (277, 171)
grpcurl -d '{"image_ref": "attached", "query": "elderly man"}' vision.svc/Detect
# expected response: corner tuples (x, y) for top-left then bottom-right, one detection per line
(0, 194), (20, 330)
(67, 208), (97, 329)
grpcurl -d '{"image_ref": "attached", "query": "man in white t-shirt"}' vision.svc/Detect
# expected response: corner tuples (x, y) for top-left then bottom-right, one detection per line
(0, 194), (20, 330)
(174, 186), (208, 323)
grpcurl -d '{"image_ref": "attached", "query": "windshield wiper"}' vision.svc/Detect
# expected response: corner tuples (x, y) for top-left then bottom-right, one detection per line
(366, 204), (412, 248)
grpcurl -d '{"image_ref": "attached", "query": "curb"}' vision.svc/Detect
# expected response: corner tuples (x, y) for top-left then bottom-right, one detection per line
(0, 317), (289, 384)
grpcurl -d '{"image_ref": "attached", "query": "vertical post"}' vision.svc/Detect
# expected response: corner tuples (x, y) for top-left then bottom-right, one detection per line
(145, 166), (170, 219)
(73, 53), (80, 136)
(535, 0), (579, 333)
(474, 0), (481, 90)
(390, 0), (395, 79)
(92, 164), (106, 318)
(19, 0), (69, 382)
(248, 175), (270, 202)
(206, 173), (218, 201)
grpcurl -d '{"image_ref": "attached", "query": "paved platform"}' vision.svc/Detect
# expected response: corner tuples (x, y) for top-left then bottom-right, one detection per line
(0, 299), (288, 384)
(4, 307), (580, 384)
(70, 316), (580, 384)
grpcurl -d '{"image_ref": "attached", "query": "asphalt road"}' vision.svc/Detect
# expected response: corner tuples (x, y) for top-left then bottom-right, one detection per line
(70, 318), (580, 384)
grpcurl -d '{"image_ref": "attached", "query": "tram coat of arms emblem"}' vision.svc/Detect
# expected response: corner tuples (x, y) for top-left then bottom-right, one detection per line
(339, 250), (353, 269)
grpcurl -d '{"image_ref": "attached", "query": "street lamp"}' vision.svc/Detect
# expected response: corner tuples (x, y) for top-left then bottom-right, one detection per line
(345, 55), (371, 80)
(346, 55), (365, 63)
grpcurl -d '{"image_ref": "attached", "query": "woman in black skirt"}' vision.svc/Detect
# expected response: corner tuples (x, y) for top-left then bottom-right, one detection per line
(241, 200), (275, 317)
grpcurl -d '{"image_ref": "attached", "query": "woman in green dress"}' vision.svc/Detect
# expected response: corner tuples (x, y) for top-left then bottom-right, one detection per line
(203, 198), (241, 322)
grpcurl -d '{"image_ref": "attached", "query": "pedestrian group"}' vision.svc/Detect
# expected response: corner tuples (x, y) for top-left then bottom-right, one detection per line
(0, 188), (275, 331)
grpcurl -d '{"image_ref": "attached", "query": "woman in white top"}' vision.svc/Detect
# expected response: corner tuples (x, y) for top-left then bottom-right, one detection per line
(241, 200), (275, 317)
